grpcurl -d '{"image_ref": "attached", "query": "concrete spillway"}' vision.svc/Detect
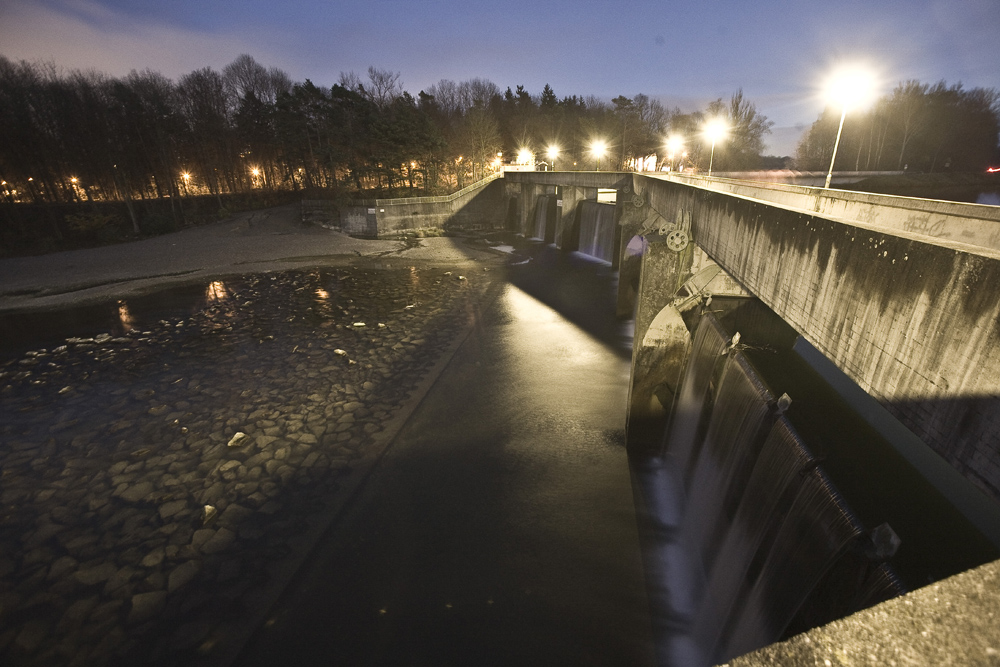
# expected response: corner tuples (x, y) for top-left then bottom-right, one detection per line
(634, 311), (910, 665)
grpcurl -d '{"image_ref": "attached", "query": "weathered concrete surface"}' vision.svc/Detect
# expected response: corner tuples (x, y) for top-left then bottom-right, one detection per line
(723, 557), (1000, 667)
(639, 177), (1000, 503)
(373, 175), (505, 234)
(660, 173), (1000, 252)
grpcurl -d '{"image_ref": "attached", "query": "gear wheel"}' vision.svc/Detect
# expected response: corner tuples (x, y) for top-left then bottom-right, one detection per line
(666, 229), (689, 252)
(631, 193), (645, 208)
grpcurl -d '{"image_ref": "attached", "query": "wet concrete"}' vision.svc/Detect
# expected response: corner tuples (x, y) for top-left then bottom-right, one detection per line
(235, 280), (654, 667)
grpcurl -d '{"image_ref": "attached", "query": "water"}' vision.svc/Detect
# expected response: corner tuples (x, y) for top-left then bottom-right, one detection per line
(635, 303), (1000, 666)
(0, 267), (489, 666)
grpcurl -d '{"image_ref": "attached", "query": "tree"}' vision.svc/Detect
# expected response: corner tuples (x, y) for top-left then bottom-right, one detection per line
(706, 89), (773, 170)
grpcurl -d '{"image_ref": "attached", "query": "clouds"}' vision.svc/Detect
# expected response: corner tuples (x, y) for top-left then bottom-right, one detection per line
(0, 0), (284, 78)
(0, 0), (995, 151)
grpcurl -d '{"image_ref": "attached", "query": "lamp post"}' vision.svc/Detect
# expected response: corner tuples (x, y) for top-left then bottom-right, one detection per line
(703, 119), (728, 177)
(823, 66), (876, 189)
(547, 146), (559, 172)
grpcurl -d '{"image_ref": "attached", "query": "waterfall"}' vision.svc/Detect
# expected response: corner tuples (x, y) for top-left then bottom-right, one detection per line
(646, 312), (905, 665)
(720, 466), (864, 659)
(681, 353), (774, 582)
(661, 313), (730, 488)
(691, 417), (815, 662)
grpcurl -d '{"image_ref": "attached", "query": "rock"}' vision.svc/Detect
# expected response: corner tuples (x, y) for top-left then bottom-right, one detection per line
(202, 504), (218, 525)
(200, 527), (236, 554)
(74, 562), (118, 586)
(227, 432), (249, 448)
(14, 619), (49, 653)
(128, 590), (167, 625)
(140, 548), (165, 568)
(47, 555), (78, 580)
(116, 480), (154, 503)
(167, 561), (200, 593)
(218, 504), (253, 529)
(191, 529), (215, 550)
(159, 499), (187, 520)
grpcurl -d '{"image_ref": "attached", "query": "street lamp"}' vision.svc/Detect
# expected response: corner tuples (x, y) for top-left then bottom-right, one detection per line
(665, 134), (684, 171)
(703, 119), (728, 177)
(823, 65), (876, 188)
(591, 140), (607, 171)
(547, 145), (559, 171)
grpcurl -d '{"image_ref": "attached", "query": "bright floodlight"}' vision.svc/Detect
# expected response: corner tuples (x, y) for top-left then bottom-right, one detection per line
(824, 65), (877, 113)
(703, 119), (728, 177)
(517, 149), (533, 165)
(666, 134), (684, 156)
(591, 140), (607, 170)
(823, 65), (878, 188)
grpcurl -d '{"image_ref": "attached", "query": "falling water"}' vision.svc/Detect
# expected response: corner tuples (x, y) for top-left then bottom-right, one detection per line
(691, 417), (815, 662)
(661, 313), (730, 488)
(645, 312), (908, 665)
(681, 353), (773, 581)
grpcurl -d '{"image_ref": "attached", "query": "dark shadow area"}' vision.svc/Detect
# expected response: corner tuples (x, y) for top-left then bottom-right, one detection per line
(502, 238), (632, 357)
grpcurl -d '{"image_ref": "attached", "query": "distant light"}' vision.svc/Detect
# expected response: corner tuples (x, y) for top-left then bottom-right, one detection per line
(517, 149), (533, 164)
(666, 134), (684, 156)
(546, 146), (559, 160)
(182, 172), (191, 181)
(590, 140), (607, 158)
(70, 177), (78, 183)
(251, 168), (260, 176)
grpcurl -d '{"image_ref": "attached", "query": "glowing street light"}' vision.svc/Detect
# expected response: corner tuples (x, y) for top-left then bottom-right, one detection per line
(823, 65), (877, 188)
(665, 134), (684, 171)
(546, 145), (559, 171)
(703, 119), (728, 177)
(591, 140), (607, 171)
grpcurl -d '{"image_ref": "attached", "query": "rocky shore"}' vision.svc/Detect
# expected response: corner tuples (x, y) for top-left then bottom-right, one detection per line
(0, 265), (498, 665)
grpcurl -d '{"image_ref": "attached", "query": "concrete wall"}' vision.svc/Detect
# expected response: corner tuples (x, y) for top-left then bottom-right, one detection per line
(638, 175), (1000, 502)
(661, 173), (1000, 252)
(366, 174), (505, 235)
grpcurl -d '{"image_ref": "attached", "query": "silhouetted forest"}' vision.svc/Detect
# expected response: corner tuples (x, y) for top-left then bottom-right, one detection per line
(796, 80), (1000, 173)
(1, 53), (997, 225)
(0, 54), (780, 209)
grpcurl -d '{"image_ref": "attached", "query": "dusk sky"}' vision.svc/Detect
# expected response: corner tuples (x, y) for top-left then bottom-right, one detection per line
(1, 0), (998, 155)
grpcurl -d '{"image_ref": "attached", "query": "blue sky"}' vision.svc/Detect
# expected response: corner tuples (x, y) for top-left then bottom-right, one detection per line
(2, 0), (998, 155)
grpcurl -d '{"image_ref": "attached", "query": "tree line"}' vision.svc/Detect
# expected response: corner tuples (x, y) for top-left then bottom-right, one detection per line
(796, 80), (1000, 173)
(0, 54), (780, 209)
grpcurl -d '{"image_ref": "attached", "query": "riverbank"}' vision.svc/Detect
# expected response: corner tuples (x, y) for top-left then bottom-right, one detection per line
(0, 203), (503, 314)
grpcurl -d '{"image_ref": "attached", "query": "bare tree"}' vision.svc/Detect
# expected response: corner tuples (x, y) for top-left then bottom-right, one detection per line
(365, 66), (403, 110)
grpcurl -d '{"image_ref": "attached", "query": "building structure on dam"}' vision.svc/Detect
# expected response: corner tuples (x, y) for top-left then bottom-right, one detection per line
(309, 170), (1000, 664)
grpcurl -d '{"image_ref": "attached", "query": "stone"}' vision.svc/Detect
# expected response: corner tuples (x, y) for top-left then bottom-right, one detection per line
(159, 499), (187, 520)
(200, 527), (236, 554)
(74, 562), (118, 586)
(218, 504), (253, 529)
(128, 590), (167, 625)
(116, 480), (154, 503)
(140, 548), (165, 568)
(14, 619), (49, 653)
(47, 555), (78, 580)
(191, 529), (215, 550)
(227, 432), (249, 448)
(167, 561), (200, 593)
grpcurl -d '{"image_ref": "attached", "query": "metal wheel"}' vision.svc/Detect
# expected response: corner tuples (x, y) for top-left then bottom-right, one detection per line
(666, 230), (689, 252)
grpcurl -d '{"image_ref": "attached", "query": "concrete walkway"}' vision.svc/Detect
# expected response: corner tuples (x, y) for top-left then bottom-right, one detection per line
(234, 280), (654, 667)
